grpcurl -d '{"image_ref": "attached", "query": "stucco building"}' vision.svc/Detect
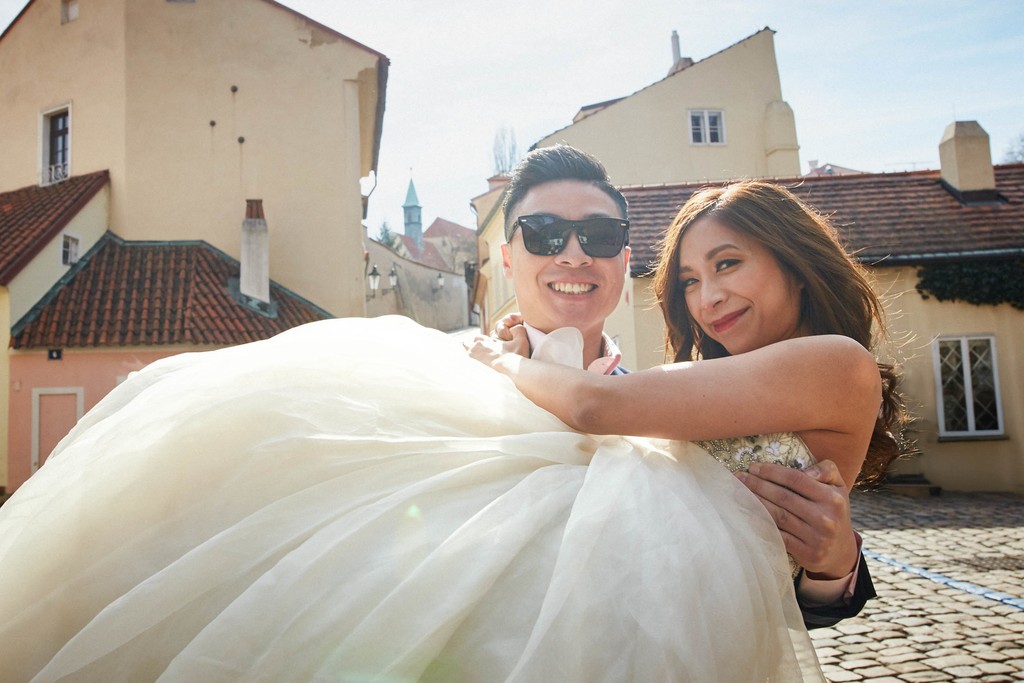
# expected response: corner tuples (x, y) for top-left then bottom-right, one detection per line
(0, 0), (387, 492)
(533, 27), (800, 186)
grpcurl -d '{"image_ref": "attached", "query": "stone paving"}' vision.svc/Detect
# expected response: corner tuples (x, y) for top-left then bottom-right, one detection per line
(812, 489), (1024, 682)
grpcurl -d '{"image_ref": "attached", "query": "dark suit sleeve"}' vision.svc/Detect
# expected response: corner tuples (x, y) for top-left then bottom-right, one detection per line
(798, 552), (876, 629)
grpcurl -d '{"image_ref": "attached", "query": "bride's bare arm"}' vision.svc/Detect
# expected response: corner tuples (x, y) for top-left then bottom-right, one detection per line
(469, 334), (880, 489)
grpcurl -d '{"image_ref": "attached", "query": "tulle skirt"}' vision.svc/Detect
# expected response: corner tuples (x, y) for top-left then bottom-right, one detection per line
(0, 316), (822, 681)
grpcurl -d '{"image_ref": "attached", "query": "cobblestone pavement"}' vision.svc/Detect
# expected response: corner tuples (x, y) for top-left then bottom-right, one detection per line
(812, 490), (1024, 682)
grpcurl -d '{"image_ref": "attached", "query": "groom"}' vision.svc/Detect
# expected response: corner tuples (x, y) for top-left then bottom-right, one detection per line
(495, 144), (874, 628)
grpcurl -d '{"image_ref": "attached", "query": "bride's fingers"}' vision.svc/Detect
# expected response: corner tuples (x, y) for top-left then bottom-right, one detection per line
(492, 313), (524, 340)
(507, 325), (529, 353)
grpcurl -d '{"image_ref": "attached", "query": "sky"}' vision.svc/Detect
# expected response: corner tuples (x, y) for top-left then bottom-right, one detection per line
(2, 1), (1022, 238)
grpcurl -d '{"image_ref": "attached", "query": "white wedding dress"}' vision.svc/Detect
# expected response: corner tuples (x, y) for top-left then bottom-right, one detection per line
(0, 316), (822, 682)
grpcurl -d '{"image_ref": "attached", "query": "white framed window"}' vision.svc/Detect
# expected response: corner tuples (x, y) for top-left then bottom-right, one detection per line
(689, 110), (725, 145)
(60, 0), (79, 24)
(933, 335), (1004, 437)
(41, 105), (71, 185)
(62, 234), (80, 265)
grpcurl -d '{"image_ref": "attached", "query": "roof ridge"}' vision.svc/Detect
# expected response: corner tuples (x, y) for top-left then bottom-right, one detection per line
(11, 235), (333, 349)
(3, 1), (390, 62)
(0, 170), (111, 284)
(531, 27), (775, 149)
(10, 230), (116, 338)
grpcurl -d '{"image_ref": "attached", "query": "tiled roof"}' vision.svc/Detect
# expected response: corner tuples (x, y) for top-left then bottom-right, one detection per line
(622, 163), (1024, 275)
(805, 162), (863, 177)
(423, 217), (475, 241)
(11, 232), (332, 349)
(0, 171), (110, 285)
(397, 234), (452, 272)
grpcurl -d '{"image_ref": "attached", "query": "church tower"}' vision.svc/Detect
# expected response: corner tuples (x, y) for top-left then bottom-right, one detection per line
(403, 178), (423, 247)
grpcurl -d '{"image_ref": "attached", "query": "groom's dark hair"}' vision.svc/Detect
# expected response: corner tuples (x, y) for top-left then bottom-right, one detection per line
(502, 144), (628, 240)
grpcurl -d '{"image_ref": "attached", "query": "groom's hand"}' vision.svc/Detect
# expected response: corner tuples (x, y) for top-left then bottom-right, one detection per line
(736, 460), (859, 580)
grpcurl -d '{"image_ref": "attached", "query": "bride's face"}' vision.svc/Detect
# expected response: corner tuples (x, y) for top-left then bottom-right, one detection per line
(677, 217), (808, 355)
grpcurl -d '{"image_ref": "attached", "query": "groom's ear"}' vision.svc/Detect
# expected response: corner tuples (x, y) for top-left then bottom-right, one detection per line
(500, 243), (513, 279)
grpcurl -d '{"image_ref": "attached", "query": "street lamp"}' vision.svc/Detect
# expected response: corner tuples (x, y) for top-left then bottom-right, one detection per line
(367, 264), (381, 299)
(435, 272), (444, 290)
(388, 265), (399, 289)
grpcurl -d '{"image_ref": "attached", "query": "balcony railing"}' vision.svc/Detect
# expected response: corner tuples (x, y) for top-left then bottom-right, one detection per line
(43, 162), (69, 185)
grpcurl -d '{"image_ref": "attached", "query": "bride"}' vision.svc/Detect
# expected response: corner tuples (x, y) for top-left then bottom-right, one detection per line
(0, 315), (820, 681)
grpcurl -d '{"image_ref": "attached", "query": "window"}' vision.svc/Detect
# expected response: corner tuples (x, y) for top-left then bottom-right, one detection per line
(62, 234), (79, 265)
(933, 335), (1004, 437)
(42, 107), (70, 185)
(689, 110), (725, 145)
(61, 0), (79, 24)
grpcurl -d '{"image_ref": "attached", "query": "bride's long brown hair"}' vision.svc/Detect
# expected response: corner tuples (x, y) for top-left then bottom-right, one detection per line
(651, 181), (908, 487)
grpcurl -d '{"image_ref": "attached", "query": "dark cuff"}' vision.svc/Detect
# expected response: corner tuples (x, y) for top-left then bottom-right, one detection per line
(798, 552), (877, 630)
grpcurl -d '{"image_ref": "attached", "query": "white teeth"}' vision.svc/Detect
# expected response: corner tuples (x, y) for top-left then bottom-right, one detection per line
(551, 282), (595, 295)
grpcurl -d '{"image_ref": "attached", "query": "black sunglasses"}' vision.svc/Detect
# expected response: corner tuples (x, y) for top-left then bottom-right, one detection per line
(509, 215), (629, 258)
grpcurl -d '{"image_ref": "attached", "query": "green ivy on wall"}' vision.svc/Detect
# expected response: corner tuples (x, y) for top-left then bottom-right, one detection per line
(916, 259), (1024, 310)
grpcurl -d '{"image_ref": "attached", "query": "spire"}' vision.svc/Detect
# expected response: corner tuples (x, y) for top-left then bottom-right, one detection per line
(403, 178), (420, 208)
(403, 177), (423, 247)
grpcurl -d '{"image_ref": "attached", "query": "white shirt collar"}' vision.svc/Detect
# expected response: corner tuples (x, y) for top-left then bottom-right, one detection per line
(523, 323), (622, 374)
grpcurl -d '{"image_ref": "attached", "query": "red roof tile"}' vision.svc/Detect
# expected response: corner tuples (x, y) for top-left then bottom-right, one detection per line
(397, 234), (452, 272)
(423, 217), (475, 241)
(11, 233), (331, 349)
(0, 171), (110, 284)
(622, 163), (1024, 274)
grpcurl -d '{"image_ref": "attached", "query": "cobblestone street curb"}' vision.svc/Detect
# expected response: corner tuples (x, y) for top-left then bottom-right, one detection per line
(812, 490), (1024, 682)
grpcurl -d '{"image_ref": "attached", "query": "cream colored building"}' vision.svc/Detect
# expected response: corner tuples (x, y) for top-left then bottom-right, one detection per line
(533, 28), (800, 185)
(0, 0), (387, 317)
(0, 0), (386, 493)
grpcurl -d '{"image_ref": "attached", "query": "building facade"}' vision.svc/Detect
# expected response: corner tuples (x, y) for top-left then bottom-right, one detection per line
(0, 0), (387, 492)
(532, 28), (800, 186)
(0, 0), (387, 317)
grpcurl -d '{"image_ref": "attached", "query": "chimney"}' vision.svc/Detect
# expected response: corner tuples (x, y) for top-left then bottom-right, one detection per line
(487, 174), (510, 192)
(240, 199), (270, 304)
(667, 31), (694, 76)
(939, 121), (997, 202)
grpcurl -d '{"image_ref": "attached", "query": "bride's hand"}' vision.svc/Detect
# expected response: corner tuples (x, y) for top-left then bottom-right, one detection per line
(466, 325), (529, 368)
(493, 312), (524, 341)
